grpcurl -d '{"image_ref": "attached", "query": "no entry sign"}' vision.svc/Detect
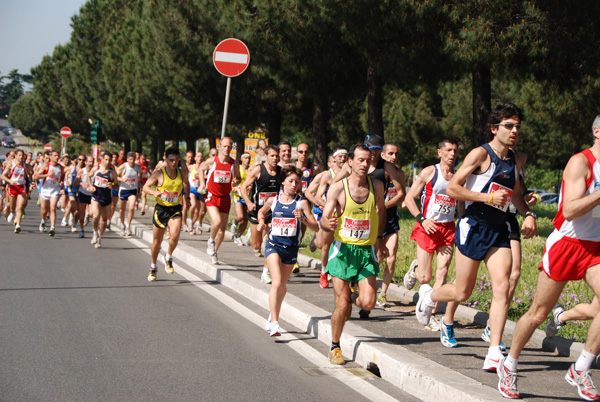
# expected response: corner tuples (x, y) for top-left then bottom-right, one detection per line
(60, 127), (71, 139)
(44, 144), (52, 152)
(213, 38), (250, 77)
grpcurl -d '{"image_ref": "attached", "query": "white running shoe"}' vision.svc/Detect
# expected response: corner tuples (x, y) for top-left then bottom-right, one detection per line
(497, 357), (520, 399)
(207, 239), (215, 256)
(91, 233), (98, 245)
(230, 221), (237, 235)
(425, 316), (441, 331)
(61, 217), (68, 227)
(404, 259), (418, 290)
(7, 213), (14, 223)
(233, 235), (245, 246)
(69, 214), (74, 226)
(39, 221), (46, 232)
(545, 304), (565, 338)
(95, 238), (102, 248)
(71, 225), (78, 233)
(483, 352), (503, 372)
(254, 249), (264, 258)
(565, 363), (600, 401)
(14, 224), (21, 234)
(269, 322), (281, 337)
(211, 253), (219, 265)
(195, 224), (203, 235)
(415, 284), (434, 325)
(265, 315), (272, 332)
(183, 224), (189, 232)
(261, 271), (272, 284)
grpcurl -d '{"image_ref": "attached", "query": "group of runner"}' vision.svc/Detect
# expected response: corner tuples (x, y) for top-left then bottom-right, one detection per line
(3, 103), (600, 401)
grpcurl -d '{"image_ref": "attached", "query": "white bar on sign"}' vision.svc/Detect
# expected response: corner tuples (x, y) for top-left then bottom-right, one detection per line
(215, 51), (248, 64)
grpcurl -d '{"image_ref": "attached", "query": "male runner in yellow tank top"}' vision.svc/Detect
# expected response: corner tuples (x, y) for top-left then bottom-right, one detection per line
(320, 144), (386, 365)
(143, 147), (190, 282)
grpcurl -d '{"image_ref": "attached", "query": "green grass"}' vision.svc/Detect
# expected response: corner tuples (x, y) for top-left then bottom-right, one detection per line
(297, 204), (595, 342)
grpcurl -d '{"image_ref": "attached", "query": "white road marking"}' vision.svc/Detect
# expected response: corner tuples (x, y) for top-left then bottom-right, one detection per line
(127, 237), (401, 402)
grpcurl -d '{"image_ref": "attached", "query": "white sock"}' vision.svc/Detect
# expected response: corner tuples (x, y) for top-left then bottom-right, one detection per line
(575, 349), (596, 371)
(267, 314), (271, 323)
(151, 263), (157, 269)
(166, 254), (172, 261)
(504, 355), (518, 371)
(424, 292), (435, 308)
(262, 267), (269, 275)
(209, 237), (215, 244)
(321, 267), (326, 274)
(488, 345), (502, 357)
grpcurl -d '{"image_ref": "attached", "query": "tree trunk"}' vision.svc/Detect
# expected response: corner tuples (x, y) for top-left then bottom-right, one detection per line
(136, 139), (143, 154)
(472, 66), (491, 147)
(150, 137), (158, 168)
(124, 139), (131, 153)
(312, 97), (330, 170)
(158, 138), (165, 164)
(367, 66), (384, 139)
(266, 109), (282, 146)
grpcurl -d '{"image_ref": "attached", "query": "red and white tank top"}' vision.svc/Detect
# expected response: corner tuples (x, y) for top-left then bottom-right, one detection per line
(42, 164), (62, 190)
(206, 156), (234, 197)
(553, 149), (600, 241)
(420, 164), (456, 223)
(9, 161), (26, 186)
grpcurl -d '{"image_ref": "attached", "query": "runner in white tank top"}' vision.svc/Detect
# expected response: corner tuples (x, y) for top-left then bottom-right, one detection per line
(116, 152), (141, 236)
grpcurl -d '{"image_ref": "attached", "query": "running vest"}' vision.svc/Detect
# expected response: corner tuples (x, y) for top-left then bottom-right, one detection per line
(268, 194), (303, 247)
(463, 144), (517, 225)
(553, 149), (600, 241)
(300, 162), (313, 193)
(313, 168), (336, 215)
(92, 169), (113, 202)
(9, 160), (26, 186)
(66, 165), (78, 190)
(189, 164), (201, 190)
(156, 168), (183, 207)
(234, 165), (249, 198)
(251, 163), (282, 207)
(334, 177), (378, 246)
(80, 168), (92, 196)
(41, 164), (62, 191)
(140, 163), (149, 183)
(421, 164), (456, 223)
(120, 163), (140, 190)
(206, 156), (234, 197)
(368, 157), (387, 186)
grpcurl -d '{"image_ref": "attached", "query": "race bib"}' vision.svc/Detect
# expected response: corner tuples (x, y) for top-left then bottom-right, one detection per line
(258, 192), (277, 206)
(94, 176), (109, 188)
(162, 190), (179, 204)
(302, 181), (308, 192)
(214, 170), (231, 183)
(124, 178), (136, 184)
(271, 218), (297, 237)
(487, 182), (513, 212)
(433, 194), (456, 216)
(190, 178), (200, 189)
(341, 217), (371, 240)
(385, 186), (398, 203)
(12, 168), (25, 185)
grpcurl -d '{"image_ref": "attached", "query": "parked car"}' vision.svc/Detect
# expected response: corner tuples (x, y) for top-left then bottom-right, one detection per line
(2, 136), (15, 148)
(540, 192), (558, 204)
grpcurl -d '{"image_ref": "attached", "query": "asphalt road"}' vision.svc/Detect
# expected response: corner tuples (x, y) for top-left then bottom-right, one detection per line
(0, 198), (417, 402)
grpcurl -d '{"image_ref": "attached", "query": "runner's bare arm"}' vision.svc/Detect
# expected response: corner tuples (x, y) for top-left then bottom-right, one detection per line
(405, 165), (439, 234)
(301, 199), (320, 232)
(240, 164), (261, 210)
(143, 170), (163, 198)
(384, 162), (406, 209)
(320, 181), (343, 232)
(256, 196), (274, 232)
(562, 152), (600, 220)
(304, 171), (325, 208)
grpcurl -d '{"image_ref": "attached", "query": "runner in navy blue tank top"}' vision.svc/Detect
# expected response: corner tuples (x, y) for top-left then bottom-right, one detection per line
(414, 103), (537, 372)
(257, 165), (319, 337)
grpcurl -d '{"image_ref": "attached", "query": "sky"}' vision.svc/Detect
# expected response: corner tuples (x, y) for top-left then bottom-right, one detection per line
(1, 0), (86, 77)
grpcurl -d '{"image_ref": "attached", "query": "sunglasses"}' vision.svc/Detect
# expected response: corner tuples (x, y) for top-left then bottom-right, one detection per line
(496, 123), (521, 130)
(369, 146), (382, 151)
(297, 150), (309, 154)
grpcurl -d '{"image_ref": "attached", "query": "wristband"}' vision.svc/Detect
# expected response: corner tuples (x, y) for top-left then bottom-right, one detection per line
(416, 213), (426, 225)
(258, 217), (265, 223)
(488, 192), (494, 204)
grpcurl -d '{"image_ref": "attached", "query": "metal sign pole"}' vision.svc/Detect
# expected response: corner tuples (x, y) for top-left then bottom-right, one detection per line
(220, 77), (232, 139)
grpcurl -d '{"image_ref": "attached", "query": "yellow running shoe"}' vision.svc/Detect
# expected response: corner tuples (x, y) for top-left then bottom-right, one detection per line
(328, 347), (345, 365)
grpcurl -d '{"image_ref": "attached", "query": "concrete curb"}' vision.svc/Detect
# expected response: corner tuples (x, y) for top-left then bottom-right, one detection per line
(111, 214), (508, 401)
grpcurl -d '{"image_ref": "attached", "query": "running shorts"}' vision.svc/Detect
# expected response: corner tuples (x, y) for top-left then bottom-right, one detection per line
(265, 241), (298, 265)
(506, 213), (520, 242)
(40, 187), (60, 200)
(540, 230), (600, 282)
(119, 188), (139, 201)
(383, 209), (400, 237)
(8, 184), (27, 197)
(205, 192), (231, 214)
(78, 192), (91, 204)
(249, 208), (272, 225)
(411, 220), (456, 253)
(111, 188), (119, 198)
(455, 216), (509, 261)
(153, 204), (183, 229)
(67, 186), (80, 198)
(326, 241), (379, 283)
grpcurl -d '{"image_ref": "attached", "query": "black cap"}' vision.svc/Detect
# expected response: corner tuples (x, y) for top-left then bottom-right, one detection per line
(364, 134), (383, 149)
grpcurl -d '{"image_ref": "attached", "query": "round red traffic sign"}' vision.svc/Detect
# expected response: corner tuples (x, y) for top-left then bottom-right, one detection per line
(213, 38), (250, 78)
(60, 126), (71, 138)
(44, 144), (52, 152)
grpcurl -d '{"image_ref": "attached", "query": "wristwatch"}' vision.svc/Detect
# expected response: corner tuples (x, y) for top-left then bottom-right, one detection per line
(525, 212), (537, 219)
